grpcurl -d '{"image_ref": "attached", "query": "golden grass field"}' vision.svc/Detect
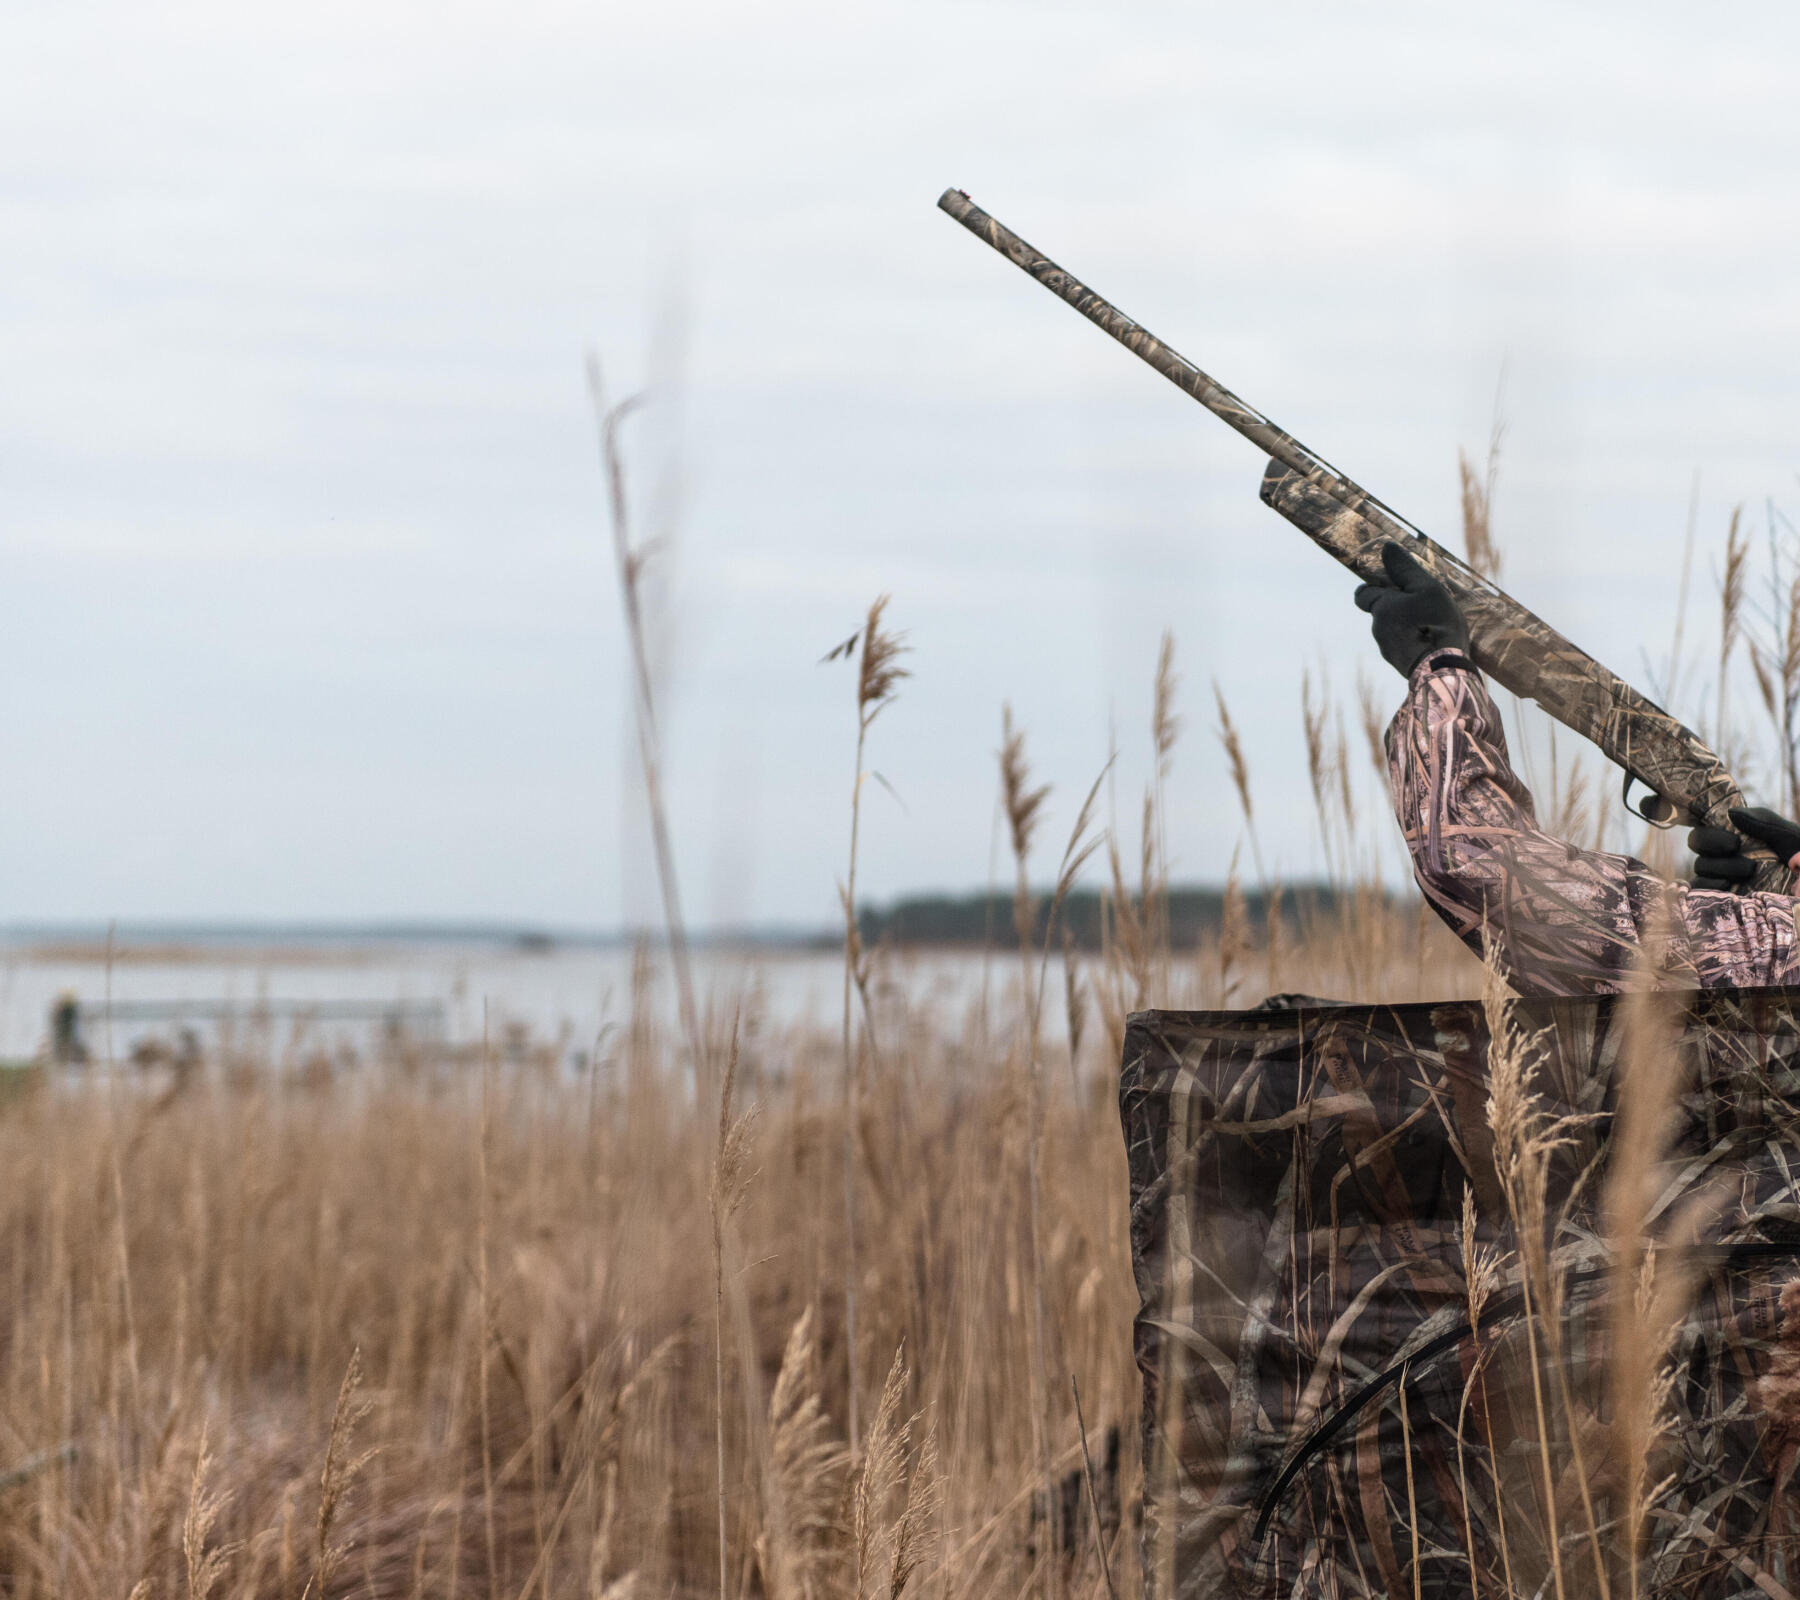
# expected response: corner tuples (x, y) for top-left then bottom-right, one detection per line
(0, 433), (1785, 1598)
(0, 896), (1482, 1600)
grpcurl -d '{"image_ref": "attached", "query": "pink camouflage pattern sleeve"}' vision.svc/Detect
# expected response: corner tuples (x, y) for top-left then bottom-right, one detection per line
(1386, 650), (1800, 997)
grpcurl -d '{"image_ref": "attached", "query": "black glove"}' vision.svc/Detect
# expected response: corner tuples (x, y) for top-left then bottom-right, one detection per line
(1353, 542), (1472, 678)
(1689, 806), (1800, 891)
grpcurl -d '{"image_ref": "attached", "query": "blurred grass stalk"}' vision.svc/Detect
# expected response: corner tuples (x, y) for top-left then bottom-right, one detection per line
(587, 357), (707, 1101)
(837, 596), (909, 1456)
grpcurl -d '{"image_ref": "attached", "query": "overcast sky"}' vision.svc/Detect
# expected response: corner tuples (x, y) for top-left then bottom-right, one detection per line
(4, 1), (1799, 928)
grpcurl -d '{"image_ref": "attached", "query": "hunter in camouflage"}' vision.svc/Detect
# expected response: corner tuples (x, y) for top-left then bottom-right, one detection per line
(936, 187), (1800, 1597)
(1119, 483), (1800, 1598)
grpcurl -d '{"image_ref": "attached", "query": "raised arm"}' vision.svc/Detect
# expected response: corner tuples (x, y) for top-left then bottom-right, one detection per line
(1358, 545), (1800, 996)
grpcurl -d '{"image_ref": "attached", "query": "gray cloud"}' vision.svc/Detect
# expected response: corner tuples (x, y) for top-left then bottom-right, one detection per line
(3, 0), (1798, 924)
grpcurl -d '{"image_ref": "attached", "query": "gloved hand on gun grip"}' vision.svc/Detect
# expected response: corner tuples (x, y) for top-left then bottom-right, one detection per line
(1688, 807), (1800, 892)
(1353, 542), (1472, 678)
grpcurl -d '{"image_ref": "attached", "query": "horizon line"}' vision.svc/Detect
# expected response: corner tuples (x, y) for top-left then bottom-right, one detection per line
(0, 880), (1380, 948)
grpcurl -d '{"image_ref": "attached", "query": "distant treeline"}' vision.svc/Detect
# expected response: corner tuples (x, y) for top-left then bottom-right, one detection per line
(855, 883), (1387, 951)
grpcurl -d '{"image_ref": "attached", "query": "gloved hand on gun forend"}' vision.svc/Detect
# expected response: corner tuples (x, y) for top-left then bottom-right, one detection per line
(1353, 541), (1471, 678)
(1689, 807), (1800, 892)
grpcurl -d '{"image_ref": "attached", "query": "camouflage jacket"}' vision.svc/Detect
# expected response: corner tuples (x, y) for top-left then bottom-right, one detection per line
(1388, 651), (1800, 995)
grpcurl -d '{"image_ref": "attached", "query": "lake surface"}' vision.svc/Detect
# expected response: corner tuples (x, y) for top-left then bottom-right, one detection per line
(0, 933), (1033, 1066)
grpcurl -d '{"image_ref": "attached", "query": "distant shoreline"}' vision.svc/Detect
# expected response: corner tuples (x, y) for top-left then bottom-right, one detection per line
(0, 881), (1374, 960)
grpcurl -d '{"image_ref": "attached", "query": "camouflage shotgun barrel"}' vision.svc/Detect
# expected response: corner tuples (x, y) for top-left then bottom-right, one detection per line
(937, 187), (1793, 894)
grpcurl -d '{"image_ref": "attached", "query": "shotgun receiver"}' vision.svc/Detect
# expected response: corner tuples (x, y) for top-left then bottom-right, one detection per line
(937, 187), (1793, 895)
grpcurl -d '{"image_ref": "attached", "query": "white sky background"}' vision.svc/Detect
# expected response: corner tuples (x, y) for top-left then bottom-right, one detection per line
(4, 1), (1799, 927)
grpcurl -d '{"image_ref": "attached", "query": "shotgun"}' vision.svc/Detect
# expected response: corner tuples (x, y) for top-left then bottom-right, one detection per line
(936, 187), (1792, 894)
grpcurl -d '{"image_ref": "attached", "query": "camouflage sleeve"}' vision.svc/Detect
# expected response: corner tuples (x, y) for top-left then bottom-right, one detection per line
(1386, 650), (1800, 996)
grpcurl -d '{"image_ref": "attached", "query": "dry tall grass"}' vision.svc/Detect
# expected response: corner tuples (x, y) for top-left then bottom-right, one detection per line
(0, 903), (1480, 1600)
(1, 441), (1788, 1597)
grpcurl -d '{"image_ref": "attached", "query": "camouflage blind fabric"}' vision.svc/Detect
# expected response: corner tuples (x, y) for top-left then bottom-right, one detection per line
(1121, 990), (1800, 1599)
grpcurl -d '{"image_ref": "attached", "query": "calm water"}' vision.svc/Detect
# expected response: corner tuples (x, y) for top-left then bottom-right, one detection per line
(0, 935), (1026, 1066)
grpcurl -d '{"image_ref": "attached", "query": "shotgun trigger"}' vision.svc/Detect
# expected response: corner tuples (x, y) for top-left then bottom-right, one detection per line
(1623, 771), (1679, 827)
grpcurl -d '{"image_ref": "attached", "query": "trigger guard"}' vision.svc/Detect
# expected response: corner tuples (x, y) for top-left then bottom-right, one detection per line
(1622, 772), (1678, 828)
